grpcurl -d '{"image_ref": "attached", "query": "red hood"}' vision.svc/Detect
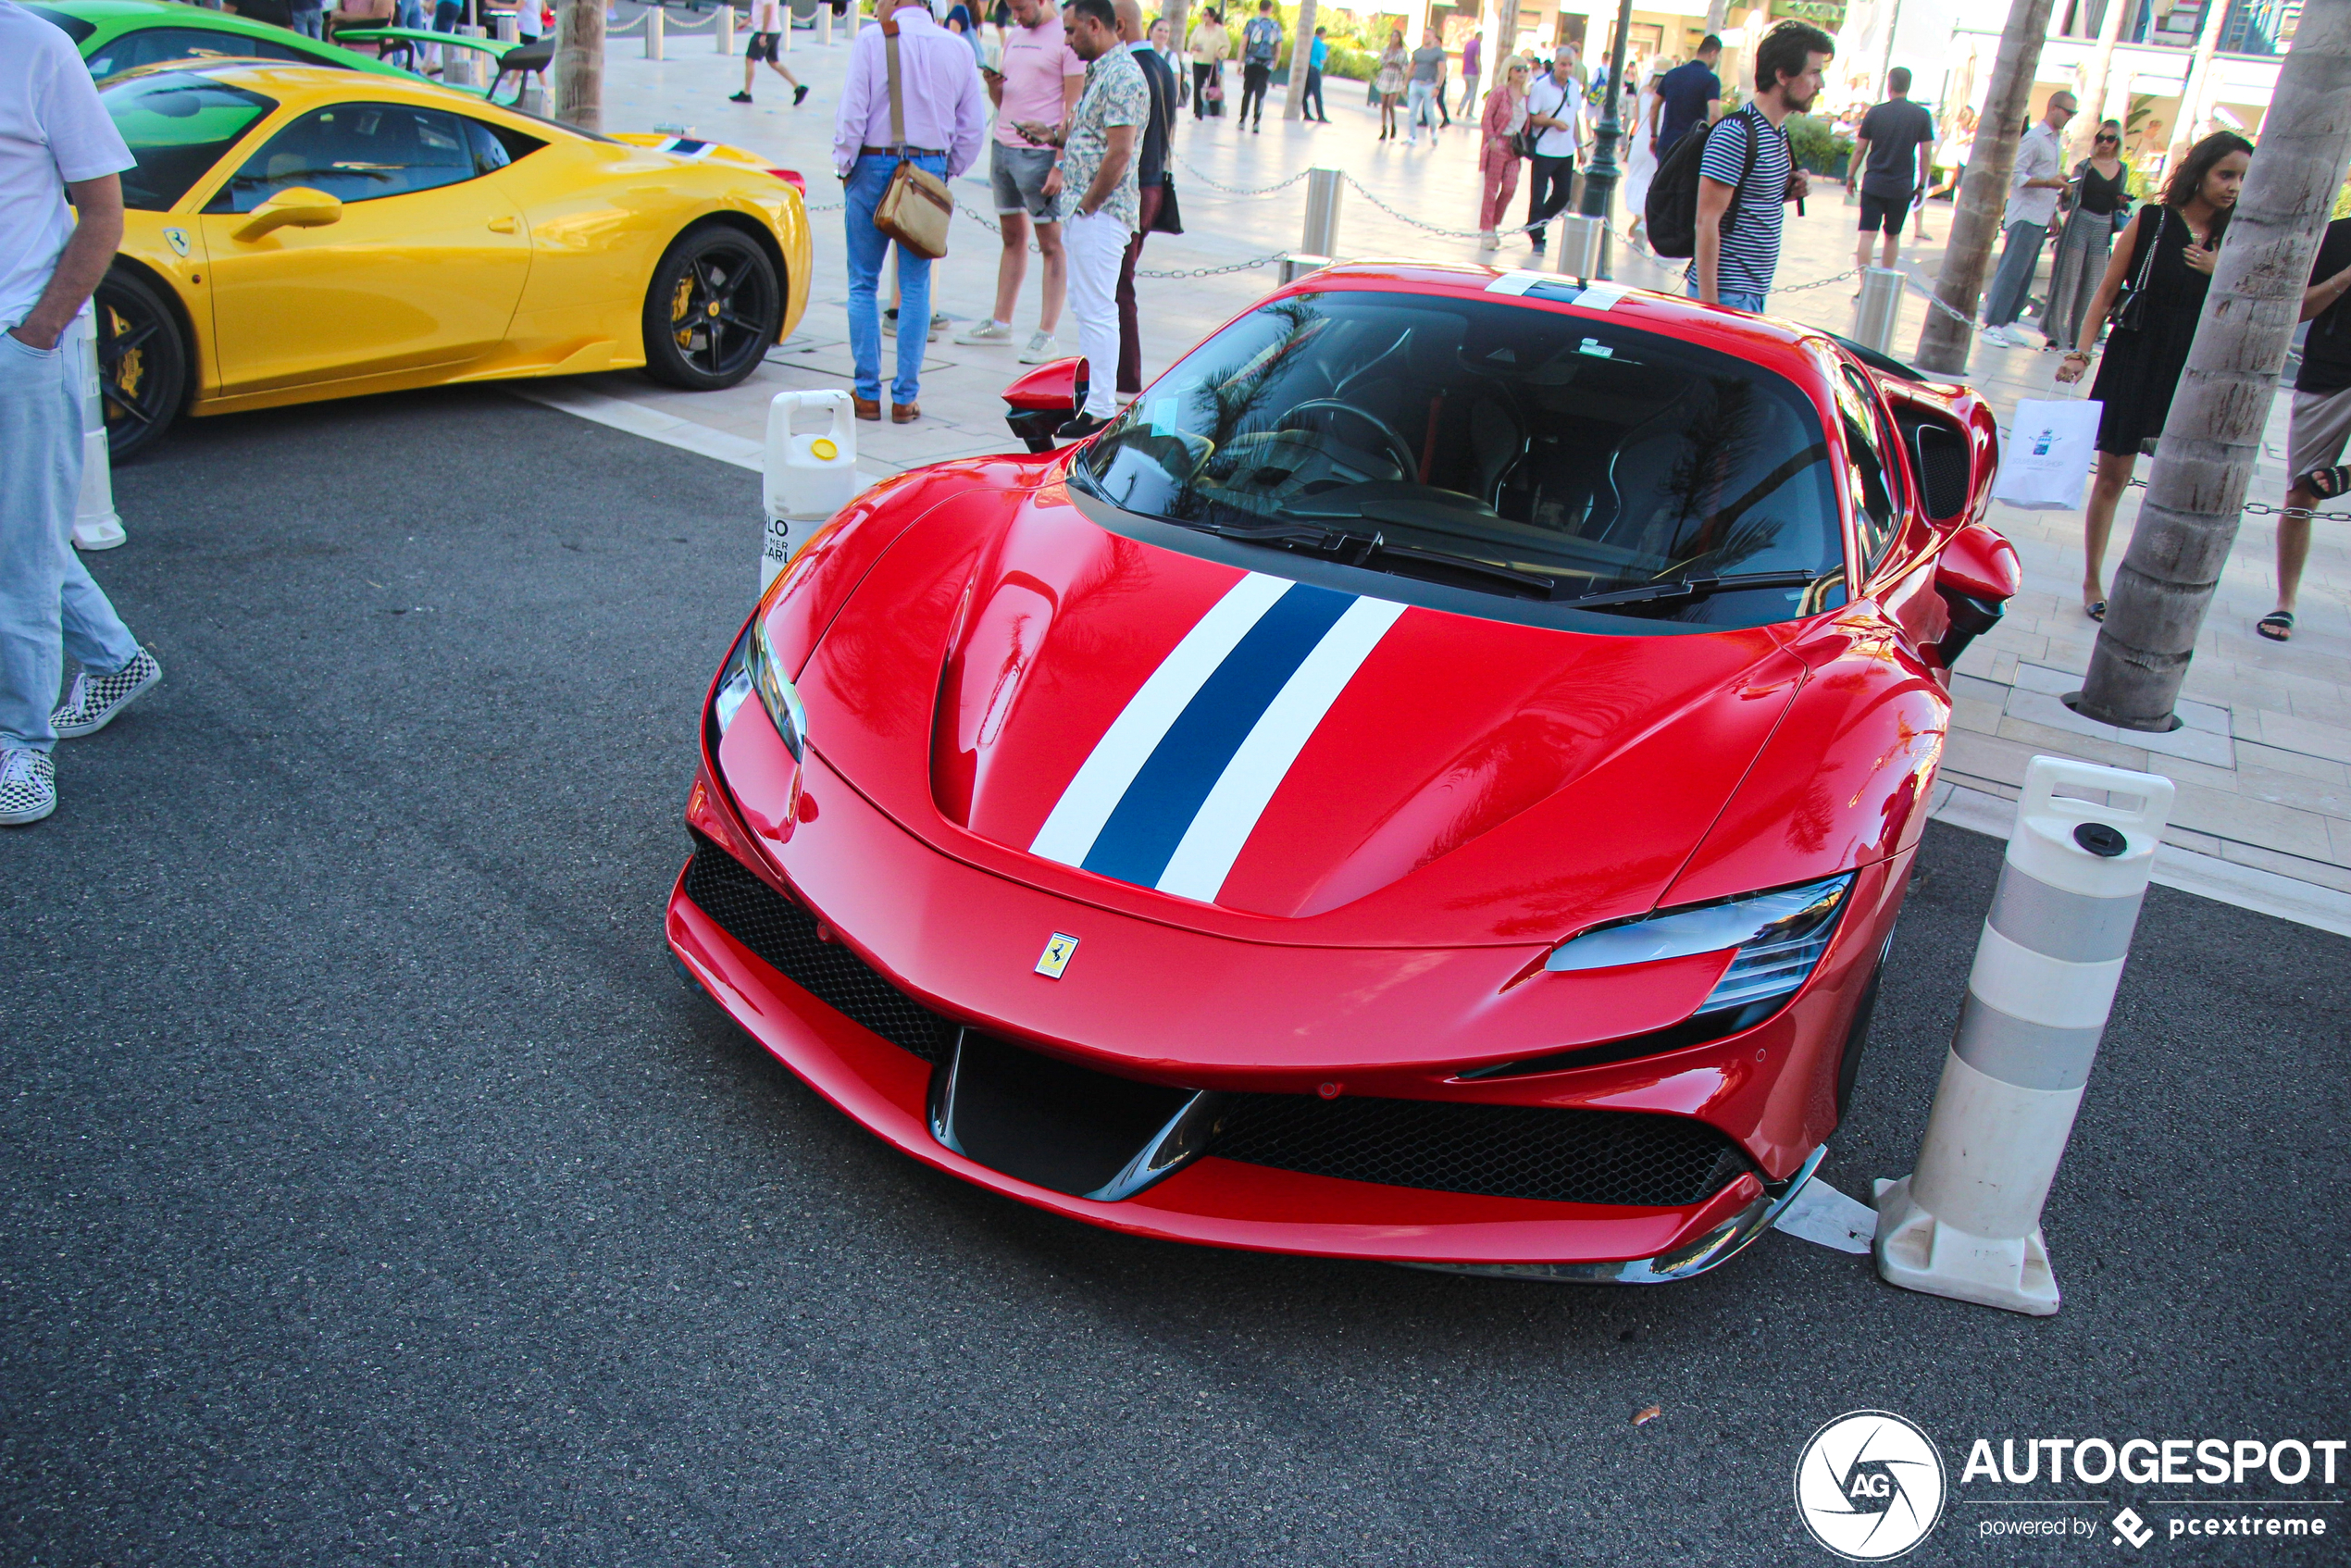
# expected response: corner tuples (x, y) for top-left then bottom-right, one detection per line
(795, 479), (1810, 949)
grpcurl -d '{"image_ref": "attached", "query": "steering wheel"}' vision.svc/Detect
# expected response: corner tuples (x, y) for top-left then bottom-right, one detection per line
(1277, 398), (1419, 479)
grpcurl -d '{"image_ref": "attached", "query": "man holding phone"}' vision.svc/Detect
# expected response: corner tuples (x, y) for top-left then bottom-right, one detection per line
(955, 0), (1085, 363)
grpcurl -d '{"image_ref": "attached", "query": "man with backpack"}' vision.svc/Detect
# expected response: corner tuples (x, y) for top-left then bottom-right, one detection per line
(1237, 0), (1281, 132)
(1682, 20), (1832, 312)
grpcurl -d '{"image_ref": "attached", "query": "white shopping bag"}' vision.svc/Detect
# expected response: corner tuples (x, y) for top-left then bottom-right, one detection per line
(1993, 397), (2103, 511)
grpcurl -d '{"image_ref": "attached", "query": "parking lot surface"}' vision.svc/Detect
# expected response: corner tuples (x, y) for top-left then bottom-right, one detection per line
(5, 393), (2346, 1565)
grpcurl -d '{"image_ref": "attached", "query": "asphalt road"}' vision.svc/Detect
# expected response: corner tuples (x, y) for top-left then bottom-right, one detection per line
(6, 391), (2347, 1567)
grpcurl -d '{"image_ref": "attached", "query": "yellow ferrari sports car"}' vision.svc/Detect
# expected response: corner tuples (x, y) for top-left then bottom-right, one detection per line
(96, 61), (812, 456)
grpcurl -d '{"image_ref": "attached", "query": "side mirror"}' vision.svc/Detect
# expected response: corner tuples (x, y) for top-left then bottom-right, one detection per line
(232, 187), (344, 243)
(1002, 356), (1088, 453)
(1932, 523), (2021, 669)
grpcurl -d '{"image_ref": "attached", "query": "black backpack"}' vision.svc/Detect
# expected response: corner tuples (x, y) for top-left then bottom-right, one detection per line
(1645, 106), (1764, 259)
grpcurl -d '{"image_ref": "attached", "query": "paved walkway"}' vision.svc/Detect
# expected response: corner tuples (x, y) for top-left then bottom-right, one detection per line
(531, 29), (2351, 932)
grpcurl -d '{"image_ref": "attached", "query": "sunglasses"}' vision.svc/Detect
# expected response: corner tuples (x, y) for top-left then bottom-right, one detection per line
(2095, 133), (2120, 143)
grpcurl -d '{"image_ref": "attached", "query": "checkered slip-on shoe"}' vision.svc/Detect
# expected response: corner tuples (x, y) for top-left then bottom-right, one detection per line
(0, 749), (56, 827)
(51, 647), (162, 740)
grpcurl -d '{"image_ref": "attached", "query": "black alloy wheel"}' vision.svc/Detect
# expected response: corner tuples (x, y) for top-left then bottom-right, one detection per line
(641, 226), (781, 392)
(94, 267), (189, 462)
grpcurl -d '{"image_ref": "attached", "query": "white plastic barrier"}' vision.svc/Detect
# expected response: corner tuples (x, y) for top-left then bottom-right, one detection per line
(761, 390), (857, 591)
(69, 314), (124, 552)
(1874, 756), (2174, 1315)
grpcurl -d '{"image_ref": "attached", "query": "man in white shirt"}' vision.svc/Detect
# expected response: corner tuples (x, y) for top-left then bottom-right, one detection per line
(1981, 91), (2075, 345)
(1, 0), (160, 828)
(1520, 48), (1584, 255)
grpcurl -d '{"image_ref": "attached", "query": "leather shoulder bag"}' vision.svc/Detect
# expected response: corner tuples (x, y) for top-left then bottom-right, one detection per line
(2108, 205), (2164, 335)
(870, 18), (954, 260)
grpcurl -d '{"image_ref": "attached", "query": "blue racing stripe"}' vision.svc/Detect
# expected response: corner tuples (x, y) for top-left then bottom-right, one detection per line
(1080, 581), (1357, 888)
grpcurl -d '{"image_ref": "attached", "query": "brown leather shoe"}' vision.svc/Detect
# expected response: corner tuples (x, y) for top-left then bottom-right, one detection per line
(890, 401), (921, 423)
(852, 396), (881, 421)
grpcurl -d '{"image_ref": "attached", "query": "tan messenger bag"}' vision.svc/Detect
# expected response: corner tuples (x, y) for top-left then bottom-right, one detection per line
(870, 17), (953, 259)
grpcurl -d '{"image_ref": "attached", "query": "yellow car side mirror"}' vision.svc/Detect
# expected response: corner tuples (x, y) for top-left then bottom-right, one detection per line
(232, 187), (344, 243)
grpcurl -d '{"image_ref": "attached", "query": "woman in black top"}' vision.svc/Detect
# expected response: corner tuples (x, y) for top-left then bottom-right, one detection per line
(2037, 119), (2132, 351)
(2054, 131), (2252, 620)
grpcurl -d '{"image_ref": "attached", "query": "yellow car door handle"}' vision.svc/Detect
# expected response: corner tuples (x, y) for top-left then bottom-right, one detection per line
(488, 217), (518, 233)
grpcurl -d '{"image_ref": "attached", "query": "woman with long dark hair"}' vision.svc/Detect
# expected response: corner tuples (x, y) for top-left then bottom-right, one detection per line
(2054, 131), (2253, 619)
(2037, 118), (2131, 351)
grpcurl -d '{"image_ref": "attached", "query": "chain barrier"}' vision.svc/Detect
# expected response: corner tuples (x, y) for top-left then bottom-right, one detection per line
(1138, 251), (1291, 280)
(1172, 158), (1312, 197)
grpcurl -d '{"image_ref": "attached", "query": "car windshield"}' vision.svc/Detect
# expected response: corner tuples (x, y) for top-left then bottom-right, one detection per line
(1073, 289), (1850, 627)
(105, 71), (278, 211)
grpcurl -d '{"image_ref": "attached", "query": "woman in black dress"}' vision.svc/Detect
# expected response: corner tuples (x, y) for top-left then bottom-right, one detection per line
(2038, 119), (2132, 351)
(2054, 131), (2253, 619)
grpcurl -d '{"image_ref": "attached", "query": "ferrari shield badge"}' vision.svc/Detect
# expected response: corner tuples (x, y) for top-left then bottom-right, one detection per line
(163, 228), (191, 256)
(1035, 932), (1078, 979)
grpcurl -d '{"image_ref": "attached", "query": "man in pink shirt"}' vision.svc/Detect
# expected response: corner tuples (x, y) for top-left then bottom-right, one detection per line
(952, 0), (1083, 362)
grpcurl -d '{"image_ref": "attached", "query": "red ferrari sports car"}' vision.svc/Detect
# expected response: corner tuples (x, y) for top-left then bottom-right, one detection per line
(666, 263), (2019, 1283)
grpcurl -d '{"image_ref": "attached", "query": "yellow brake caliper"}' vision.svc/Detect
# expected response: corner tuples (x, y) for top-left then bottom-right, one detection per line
(106, 304), (144, 423)
(671, 275), (696, 350)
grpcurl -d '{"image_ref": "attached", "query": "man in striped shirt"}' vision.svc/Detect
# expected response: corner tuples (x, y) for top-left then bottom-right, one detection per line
(1687, 20), (1832, 314)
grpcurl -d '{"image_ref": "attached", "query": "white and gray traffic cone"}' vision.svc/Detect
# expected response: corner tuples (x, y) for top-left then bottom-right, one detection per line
(1873, 755), (2173, 1315)
(69, 314), (125, 552)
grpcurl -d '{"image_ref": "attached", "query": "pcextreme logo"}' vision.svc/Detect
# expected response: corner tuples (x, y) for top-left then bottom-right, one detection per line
(1796, 1411), (1949, 1562)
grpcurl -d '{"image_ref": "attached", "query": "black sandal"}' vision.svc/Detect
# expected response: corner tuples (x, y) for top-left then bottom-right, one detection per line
(2300, 465), (2350, 500)
(2258, 610), (2295, 641)
(2085, 600), (2106, 622)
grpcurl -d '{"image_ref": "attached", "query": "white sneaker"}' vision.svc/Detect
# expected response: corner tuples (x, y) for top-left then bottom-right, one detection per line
(1478, 230), (1498, 248)
(1980, 324), (2023, 348)
(1017, 330), (1059, 364)
(52, 646), (161, 739)
(954, 318), (1014, 345)
(0, 748), (56, 827)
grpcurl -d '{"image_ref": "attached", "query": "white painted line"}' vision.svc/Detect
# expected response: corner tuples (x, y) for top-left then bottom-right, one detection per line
(1933, 782), (2351, 940)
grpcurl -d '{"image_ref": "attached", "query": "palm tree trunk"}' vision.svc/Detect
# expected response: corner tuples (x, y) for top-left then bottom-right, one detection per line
(1914, 0), (2059, 374)
(554, 0), (604, 133)
(1281, 0), (1318, 120)
(2165, 0), (2229, 169)
(2076, 0), (2351, 729)
(2071, 0), (2130, 163)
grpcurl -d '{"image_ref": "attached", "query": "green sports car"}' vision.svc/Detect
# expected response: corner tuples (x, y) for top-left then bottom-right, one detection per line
(32, 0), (420, 81)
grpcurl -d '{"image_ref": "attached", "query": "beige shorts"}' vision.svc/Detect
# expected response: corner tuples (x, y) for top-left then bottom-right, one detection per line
(2287, 386), (2351, 481)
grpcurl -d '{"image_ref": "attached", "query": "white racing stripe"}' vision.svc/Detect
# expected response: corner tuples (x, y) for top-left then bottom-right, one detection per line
(1028, 572), (1292, 866)
(1153, 596), (1409, 902)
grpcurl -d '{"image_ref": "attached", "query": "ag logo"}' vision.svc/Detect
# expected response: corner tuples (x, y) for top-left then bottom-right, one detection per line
(1795, 1411), (1947, 1561)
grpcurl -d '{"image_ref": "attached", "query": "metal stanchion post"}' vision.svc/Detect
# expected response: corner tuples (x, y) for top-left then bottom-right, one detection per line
(455, 24), (487, 85)
(1300, 166), (1343, 261)
(715, 5), (732, 52)
(645, 5), (664, 57)
(1552, 213), (1602, 280)
(1278, 255), (1331, 285)
(1874, 756), (2175, 1316)
(493, 10), (516, 40)
(1854, 266), (1903, 354)
(818, 4), (830, 44)
(69, 316), (124, 553)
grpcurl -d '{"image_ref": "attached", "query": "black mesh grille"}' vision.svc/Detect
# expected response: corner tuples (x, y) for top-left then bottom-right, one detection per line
(1911, 420), (1972, 519)
(1212, 1095), (1753, 1207)
(679, 835), (958, 1063)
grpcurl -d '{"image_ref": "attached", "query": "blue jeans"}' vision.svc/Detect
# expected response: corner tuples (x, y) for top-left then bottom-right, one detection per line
(844, 152), (944, 406)
(396, 0), (425, 27)
(0, 325), (139, 753)
(1983, 219), (2047, 329)
(1686, 276), (1767, 314)
(289, 6), (323, 34)
(1405, 80), (1436, 137)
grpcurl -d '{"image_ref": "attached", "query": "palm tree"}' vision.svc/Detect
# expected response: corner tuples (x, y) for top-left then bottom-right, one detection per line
(1281, 0), (1318, 120)
(2076, 0), (2351, 728)
(554, 0), (605, 133)
(2070, 0), (2129, 165)
(1914, 0), (2059, 375)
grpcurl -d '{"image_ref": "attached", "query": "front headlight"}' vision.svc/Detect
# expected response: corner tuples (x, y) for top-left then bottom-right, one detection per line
(714, 613), (808, 760)
(1544, 874), (1855, 1014)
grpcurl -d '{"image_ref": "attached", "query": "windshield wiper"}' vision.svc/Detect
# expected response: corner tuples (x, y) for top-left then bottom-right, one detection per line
(1190, 519), (1569, 601)
(1562, 570), (1831, 610)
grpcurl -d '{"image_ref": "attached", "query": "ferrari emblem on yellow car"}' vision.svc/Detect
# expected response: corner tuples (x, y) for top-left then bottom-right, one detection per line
(163, 228), (190, 256)
(706, 300), (721, 317)
(1035, 933), (1078, 978)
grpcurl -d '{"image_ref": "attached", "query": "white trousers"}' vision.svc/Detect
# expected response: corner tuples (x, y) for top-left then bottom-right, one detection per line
(1063, 208), (1128, 419)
